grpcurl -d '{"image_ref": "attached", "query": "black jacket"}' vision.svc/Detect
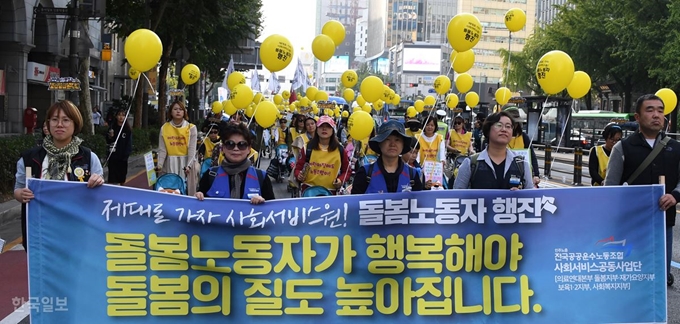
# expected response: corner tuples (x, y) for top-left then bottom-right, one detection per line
(620, 132), (680, 226)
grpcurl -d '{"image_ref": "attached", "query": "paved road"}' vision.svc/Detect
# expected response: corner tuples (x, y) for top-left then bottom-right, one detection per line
(2, 153), (680, 323)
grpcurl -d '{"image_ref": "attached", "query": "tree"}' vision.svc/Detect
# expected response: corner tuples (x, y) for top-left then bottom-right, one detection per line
(105, 0), (263, 126)
(334, 62), (389, 101)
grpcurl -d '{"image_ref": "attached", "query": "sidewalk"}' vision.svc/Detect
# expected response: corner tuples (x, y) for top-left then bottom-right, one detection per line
(0, 153), (150, 235)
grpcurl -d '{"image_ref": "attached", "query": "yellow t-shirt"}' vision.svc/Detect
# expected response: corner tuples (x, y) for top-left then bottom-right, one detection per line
(304, 148), (341, 190)
(162, 122), (193, 156)
(418, 134), (443, 165)
(449, 131), (472, 154)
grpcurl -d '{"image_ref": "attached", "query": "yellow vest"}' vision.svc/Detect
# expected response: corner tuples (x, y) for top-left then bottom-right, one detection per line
(204, 139), (218, 159)
(290, 128), (301, 141)
(406, 129), (422, 138)
(305, 148), (341, 190)
(595, 145), (609, 185)
(360, 137), (377, 157)
(418, 134), (443, 165)
(278, 127), (287, 145)
(437, 121), (449, 138)
(162, 122), (193, 156)
(508, 135), (524, 149)
(449, 131), (472, 154)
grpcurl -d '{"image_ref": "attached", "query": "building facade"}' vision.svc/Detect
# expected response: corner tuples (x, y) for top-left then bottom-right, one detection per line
(536, 0), (567, 27)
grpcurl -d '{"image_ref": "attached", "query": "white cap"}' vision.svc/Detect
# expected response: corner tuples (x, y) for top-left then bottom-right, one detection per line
(436, 110), (446, 117)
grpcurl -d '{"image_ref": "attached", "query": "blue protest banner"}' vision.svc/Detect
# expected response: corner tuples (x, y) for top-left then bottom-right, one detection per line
(27, 180), (666, 323)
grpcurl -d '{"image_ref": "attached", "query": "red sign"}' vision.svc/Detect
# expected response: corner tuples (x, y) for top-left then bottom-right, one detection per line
(27, 62), (60, 82)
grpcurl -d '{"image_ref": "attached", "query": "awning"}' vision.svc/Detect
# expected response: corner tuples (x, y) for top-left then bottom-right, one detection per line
(89, 85), (108, 92)
(27, 79), (49, 87)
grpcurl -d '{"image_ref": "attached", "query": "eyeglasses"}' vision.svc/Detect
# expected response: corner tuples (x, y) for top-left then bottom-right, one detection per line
(493, 122), (514, 130)
(49, 117), (72, 126)
(224, 140), (249, 150)
(210, 131), (219, 134)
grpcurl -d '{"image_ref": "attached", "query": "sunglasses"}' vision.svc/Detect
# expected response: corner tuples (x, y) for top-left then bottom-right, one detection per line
(210, 131), (219, 134)
(223, 140), (249, 150)
(455, 121), (463, 125)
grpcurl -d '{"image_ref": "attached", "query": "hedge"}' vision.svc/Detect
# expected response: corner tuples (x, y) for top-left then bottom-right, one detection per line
(0, 127), (159, 196)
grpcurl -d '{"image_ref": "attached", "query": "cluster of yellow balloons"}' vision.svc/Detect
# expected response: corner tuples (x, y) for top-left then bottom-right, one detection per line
(312, 20), (345, 62)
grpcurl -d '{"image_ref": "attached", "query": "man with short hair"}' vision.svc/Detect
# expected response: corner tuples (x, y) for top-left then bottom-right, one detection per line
(605, 93), (680, 286)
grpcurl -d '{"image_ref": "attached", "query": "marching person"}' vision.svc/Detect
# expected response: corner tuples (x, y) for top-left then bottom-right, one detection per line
(196, 123), (274, 204)
(106, 109), (133, 185)
(589, 123), (623, 186)
(604, 94), (680, 286)
(352, 120), (423, 194)
(453, 111), (533, 190)
(14, 100), (105, 251)
(156, 100), (198, 195)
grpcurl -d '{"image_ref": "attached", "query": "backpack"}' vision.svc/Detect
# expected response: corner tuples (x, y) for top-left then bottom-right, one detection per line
(468, 153), (525, 189)
(206, 166), (266, 192)
(366, 163), (417, 189)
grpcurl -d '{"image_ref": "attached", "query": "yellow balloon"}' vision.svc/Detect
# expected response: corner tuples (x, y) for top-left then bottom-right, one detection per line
(450, 50), (475, 73)
(360, 76), (384, 103)
(334, 106), (340, 116)
(223, 100), (237, 116)
(254, 101), (278, 128)
(313, 105), (320, 115)
(341, 70), (359, 88)
(536, 50), (575, 95)
(347, 111), (374, 140)
(230, 84), (254, 109)
(322, 20), (346, 46)
(362, 103), (372, 113)
(211, 101), (222, 114)
(300, 97), (310, 107)
(253, 92), (264, 104)
(260, 34), (294, 72)
(245, 105), (254, 118)
(128, 68), (140, 80)
(227, 72), (246, 90)
(181, 64), (201, 85)
(343, 88), (355, 102)
(406, 106), (417, 117)
(434, 75), (451, 95)
(414, 100), (425, 113)
(356, 94), (366, 107)
(373, 100), (384, 111)
(315, 91), (329, 102)
(447, 13), (483, 52)
(424, 95), (436, 107)
(305, 87), (318, 102)
(566, 71), (592, 99)
(289, 103), (297, 112)
(505, 8), (527, 33)
(312, 34), (336, 62)
(273, 94), (283, 105)
(455, 73), (474, 93)
(495, 87), (512, 105)
(446, 94), (459, 109)
(282, 90), (290, 100)
(124, 29), (162, 72)
(656, 88), (678, 115)
(465, 92), (480, 107)
(393, 94), (401, 106)
(381, 85), (391, 102)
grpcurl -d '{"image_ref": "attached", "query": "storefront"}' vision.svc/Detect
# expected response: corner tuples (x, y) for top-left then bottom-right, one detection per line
(26, 62), (60, 125)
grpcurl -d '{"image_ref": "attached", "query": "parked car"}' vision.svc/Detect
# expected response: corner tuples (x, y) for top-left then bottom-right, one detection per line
(550, 130), (592, 149)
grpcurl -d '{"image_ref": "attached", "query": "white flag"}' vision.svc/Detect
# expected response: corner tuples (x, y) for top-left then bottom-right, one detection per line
(268, 72), (281, 94)
(219, 55), (235, 100)
(291, 58), (311, 92)
(251, 69), (261, 93)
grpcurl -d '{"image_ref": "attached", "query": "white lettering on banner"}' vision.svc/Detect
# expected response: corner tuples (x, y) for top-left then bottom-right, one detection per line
(359, 196), (557, 226)
(101, 200), (169, 224)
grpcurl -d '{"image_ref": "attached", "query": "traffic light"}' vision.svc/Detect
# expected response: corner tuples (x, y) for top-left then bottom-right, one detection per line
(408, 83), (417, 87)
(385, 83), (392, 87)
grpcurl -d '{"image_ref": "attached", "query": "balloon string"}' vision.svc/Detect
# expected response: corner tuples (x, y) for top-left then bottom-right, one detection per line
(505, 31), (512, 89)
(142, 72), (157, 95)
(103, 76), (141, 167)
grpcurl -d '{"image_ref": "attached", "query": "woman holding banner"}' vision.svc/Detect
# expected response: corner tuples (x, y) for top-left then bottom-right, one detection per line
(14, 100), (105, 250)
(195, 123), (274, 204)
(453, 111), (533, 190)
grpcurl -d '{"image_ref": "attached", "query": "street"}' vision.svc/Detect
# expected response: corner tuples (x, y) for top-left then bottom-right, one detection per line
(1, 153), (680, 323)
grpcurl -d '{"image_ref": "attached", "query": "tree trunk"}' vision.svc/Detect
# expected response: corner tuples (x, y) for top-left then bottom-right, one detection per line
(78, 54), (93, 135)
(158, 38), (174, 125)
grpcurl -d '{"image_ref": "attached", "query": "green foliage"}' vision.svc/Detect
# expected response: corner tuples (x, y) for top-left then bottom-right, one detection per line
(502, 0), (674, 111)
(0, 128), (160, 196)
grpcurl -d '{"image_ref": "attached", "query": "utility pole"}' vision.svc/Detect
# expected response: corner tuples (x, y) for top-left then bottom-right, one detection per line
(69, 0), (80, 105)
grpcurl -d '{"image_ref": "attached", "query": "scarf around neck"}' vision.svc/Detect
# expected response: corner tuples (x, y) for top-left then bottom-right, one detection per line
(43, 135), (82, 180)
(221, 158), (252, 199)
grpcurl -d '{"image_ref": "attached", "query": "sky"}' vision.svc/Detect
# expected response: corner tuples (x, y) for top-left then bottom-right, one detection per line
(257, 0), (317, 81)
